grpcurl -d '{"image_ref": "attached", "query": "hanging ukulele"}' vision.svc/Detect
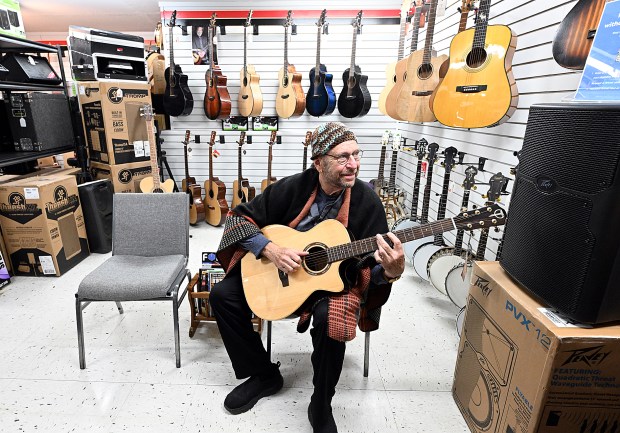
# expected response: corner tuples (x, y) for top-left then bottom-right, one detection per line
(338, 11), (372, 118)
(204, 13), (232, 120)
(231, 132), (256, 208)
(204, 131), (229, 226)
(238, 10), (264, 117)
(260, 131), (278, 192)
(181, 130), (206, 225)
(275, 11), (305, 119)
(162, 11), (193, 117)
(306, 10), (336, 117)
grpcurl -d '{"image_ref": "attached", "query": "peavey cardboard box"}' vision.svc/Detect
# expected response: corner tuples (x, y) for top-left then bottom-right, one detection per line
(77, 81), (152, 165)
(454, 261), (620, 433)
(90, 160), (151, 193)
(0, 175), (89, 276)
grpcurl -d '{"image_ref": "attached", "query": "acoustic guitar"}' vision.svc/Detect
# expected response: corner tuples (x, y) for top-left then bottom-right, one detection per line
(379, 132), (406, 225)
(204, 13), (232, 120)
(368, 131), (390, 193)
(302, 131), (312, 171)
(180, 130), (206, 225)
(231, 132), (256, 208)
(276, 11), (306, 119)
(552, 0), (608, 70)
(163, 11), (194, 117)
(338, 11), (372, 118)
(139, 104), (175, 193)
(238, 10), (264, 117)
(430, 0), (518, 128)
(260, 131), (278, 193)
(204, 131), (229, 226)
(306, 10), (336, 117)
(241, 204), (506, 320)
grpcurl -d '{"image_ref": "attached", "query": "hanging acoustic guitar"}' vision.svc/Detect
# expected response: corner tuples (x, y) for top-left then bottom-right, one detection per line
(306, 9), (336, 117)
(275, 11), (305, 119)
(181, 129), (206, 225)
(238, 10), (264, 117)
(204, 131), (229, 226)
(162, 11), (193, 117)
(260, 131), (278, 192)
(204, 13), (232, 120)
(139, 104), (175, 193)
(231, 132), (256, 208)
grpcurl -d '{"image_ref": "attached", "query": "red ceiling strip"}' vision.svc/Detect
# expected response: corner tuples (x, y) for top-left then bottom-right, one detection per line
(161, 9), (399, 20)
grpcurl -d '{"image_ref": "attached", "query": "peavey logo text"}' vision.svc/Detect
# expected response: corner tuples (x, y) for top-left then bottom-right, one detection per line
(1, 192), (38, 213)
(474, 275), (493, 297)
(536, 175), (558, 193)
(562, 345), (611, 367)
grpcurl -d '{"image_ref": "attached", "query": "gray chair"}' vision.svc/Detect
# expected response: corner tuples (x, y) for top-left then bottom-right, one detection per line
(75, 193), (191, 369)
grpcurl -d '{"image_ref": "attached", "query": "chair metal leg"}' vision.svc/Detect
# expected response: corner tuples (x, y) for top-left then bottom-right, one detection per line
(75, 297), (86, 369)
(115, 302), (124, 314)
(267, 320), (272, 361)
(173, 294), (181, 368)
(364, 331), (370, 377)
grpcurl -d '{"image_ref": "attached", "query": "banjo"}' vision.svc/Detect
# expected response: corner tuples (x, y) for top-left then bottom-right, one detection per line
(445, 172), (507, 308)
(391, 138), (427, 262)
(412, 146), (458, 280)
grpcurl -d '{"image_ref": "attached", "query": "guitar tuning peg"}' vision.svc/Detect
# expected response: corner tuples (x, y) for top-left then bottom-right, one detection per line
(472, 185), (477, 190)
(497, 197), (501, 202)
(482, 194), (488, 199)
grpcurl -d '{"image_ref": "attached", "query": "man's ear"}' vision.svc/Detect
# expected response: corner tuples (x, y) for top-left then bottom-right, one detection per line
(313, 158), (322, 172)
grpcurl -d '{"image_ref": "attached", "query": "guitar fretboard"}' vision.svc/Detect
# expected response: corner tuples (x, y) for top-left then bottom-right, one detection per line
(410, 4), (422, 54)
(422, 0), (440, 65)
(473, 0), (492, 50)
(453, 189), (471, 255)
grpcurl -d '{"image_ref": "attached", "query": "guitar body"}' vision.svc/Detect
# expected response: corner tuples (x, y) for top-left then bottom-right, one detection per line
(232, 179), (256, 208)
(276, 65), (306, 118)
(385, 57), (409, 120)
(306, 64), (336, 117)
(163, 65), (194, 116)
(181, 176), (196, 193)
(146, 52), (166, 95)
(238, 65), (264, 117)
(242, 220), (351, 321)
(552, 0), (607, 70)
(337, 66), (372, 118)
(187, 184), (206, 225)
(204, 66), (232, 120)
(204, 178), (229, 226)
(430, 25), (518, 128)
(260, 177), (277, 193)
(378, 60), (397, 116)
(139, 177), (175, 193)
(402, 51), (448, 122)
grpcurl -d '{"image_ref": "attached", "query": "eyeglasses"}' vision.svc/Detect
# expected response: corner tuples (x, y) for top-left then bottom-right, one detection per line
(324, 150), (364, 165)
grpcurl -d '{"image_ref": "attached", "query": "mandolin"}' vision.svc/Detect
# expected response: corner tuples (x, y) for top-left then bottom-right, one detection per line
(181, 130), (206, 225)
(139, 104), (175, 193)
(399, 0), (447, 123)
(338, 11), (372, 119)
(163, 11), (194, 117)
(242, 204), (506, 321)
(260, 131), (278, 192)
(430, 0), (518, 128)
(552, 0), (608, 70)
(204, 13), (232, 120)
(302, 131), (311, 171)
(204, 131), (229, 226)
(231, 132), (256, 208)
(306, 10), (336, 117)
(238, 10), (264, 117)
(276, 11), (306, 119)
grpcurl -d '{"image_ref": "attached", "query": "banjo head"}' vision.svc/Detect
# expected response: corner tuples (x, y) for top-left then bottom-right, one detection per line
(428, 252), (466, 295)
(445, 262), (473, 309)
(413, 243), (443, 281)
(391, 217), (420, 262)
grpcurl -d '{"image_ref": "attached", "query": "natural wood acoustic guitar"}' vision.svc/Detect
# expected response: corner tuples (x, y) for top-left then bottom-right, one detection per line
(204, 13), (232, 120)
(238, 10), (264, 117)
(231, 132), (256, 208)
(139, 104), (175, 193)
(204, 131), (229, 226)
(180, 130), (206, 225)
(301, 131), (311, 171)
(276, 11), (305, 119)
(260, 131), (278, 193)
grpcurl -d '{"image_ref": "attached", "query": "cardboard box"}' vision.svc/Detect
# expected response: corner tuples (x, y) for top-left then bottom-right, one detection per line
(77, 81), (152, 165)
(90, 160), (152, 193)
(453, 261), (620, 433)
(0, 175), (89, 276)
(0, 0), (25, 39)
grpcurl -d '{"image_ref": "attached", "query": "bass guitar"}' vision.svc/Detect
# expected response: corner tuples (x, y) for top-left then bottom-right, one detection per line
(276, 11), (305, 119)
(306, 10), (336, 117)
(204, 13), (232, 120)
(368, 131), (390, 193)
(204, 131), (229, 226)
(552, 0), (608, 70)
(430, 0), (518, 128)
(260, 131), (278, 192)
(337, 11), (372, 118)
(138, 104), (175, 193)
(231, 132), (256, 208)
(163, 11), (193, 117)
(302, 131), (312, 171)
(238, 10), (264, 117)
(181, 130), (206, 225)
(242, 204), (506, 320)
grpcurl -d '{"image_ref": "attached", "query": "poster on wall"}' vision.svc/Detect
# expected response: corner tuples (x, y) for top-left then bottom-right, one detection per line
(191, 24), (218, 65)
(574, 0), (620, 101)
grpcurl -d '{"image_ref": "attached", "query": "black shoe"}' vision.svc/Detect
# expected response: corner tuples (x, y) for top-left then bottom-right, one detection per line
(224, 362), (283, 415)
(308, 402), (338, 433)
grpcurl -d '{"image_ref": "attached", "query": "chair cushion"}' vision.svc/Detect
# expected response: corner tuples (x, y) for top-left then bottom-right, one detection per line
(78, 255), (186, 301)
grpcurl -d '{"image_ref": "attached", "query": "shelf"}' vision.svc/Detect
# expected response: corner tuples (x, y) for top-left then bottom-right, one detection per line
(0, 33), (58, 53)
(0, 81), (66, 92)
(0, 146), (75, 168)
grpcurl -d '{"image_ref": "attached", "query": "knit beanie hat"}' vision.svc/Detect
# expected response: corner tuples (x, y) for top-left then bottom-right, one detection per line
(310, 122), (357, 160)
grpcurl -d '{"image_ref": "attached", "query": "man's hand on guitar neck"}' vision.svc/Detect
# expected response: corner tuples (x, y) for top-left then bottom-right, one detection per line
(374, 232), (405, 280)
(262, 242), (309, 274)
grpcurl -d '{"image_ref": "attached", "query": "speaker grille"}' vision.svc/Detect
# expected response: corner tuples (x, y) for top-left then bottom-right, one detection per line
(521, 106), (620, 195)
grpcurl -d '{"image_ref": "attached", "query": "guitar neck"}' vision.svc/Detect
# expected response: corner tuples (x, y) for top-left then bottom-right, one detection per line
(396, 4), (408, 60)
(243, 26), (247, 74)
(420, 163), (435, 223)
(237, 145), (244, 183)
(302, 146), (308, 171)
(388, 149), (398, 191)
(145, 115), (161, 190)
(168, 25), (175, 81)
(349, 25), (357, 78)
(458, 4), (470, 33)
(315, 26), (321, 74)
(453, 189), (471, 255)
(209, 26), (215, 70)
(184, 142), (190, 181)
(283, 26), (289, 77)
(434, 167), (453, 244)
(409, 160), (423, 219)
(377, 144), (387, 182)
(422, 0), (439, 64)
(410, 6), (422, 53)
(267, 144), (273, 180)
(208, 143), (215, 190)
(473, 0), (492, 49)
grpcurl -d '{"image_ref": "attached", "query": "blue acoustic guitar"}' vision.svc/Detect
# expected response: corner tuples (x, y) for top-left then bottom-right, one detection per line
(306, 10), (336, 117)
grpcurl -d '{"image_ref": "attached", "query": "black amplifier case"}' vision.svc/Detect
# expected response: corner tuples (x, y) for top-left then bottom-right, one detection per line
(499, 103), (620, 324)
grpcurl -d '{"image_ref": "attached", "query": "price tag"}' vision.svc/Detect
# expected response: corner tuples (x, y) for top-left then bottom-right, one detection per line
(24, 187), (39, 200)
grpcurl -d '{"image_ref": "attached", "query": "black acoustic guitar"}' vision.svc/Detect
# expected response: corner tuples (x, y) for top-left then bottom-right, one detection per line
(337, 11), (371, 118)
(163, 11), (194, 117)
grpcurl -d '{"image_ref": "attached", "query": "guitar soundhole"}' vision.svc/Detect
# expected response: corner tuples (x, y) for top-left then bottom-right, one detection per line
(153, 188), (164, 194)
(209, 190), (215, 199)
(466, 48), (488, 69)
(303, 244), (329, 275)
(417, 63), (433, 80)
(392, 73), (397, 84)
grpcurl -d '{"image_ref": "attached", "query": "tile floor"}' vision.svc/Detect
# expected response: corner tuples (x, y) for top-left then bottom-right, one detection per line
(0, 224), (469, 433)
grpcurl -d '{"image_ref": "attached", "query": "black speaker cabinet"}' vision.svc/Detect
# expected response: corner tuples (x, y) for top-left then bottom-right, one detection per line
(499, 103), (620, 324)
(0, 53), (62, 85)
(78, 179), (113, 254)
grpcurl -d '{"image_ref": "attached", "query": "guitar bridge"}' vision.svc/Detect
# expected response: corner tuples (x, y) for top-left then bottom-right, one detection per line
(278, 269), (290, 287)
(456, 85), (487, 93)
(411, 91), (433, 96)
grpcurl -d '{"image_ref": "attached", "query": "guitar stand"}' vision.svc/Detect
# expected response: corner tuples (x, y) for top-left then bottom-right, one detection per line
(154, 120), (179, 192)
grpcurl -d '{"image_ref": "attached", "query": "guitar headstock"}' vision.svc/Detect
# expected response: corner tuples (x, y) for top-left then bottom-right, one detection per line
(463, 165), (478, 190)
(238, 131), (247, 147)
(443, 146), (458, 171)
(284, 10), (293, 28)
(303, 131), (312, 147)
(427, 142), (439, 162)
(454, 203), (507, 231)
(485, 172), (508, 203)
(458, 0), (475, 13)
(402, 0), (413, 18)
(209, 131), (217, 147)
(139, 104), (154, 121)
(353, 10), (363, 29)
(184, 130), (191, 145)
(245, 10), (253, 27)
(416, 138), (427, 160)
(380, 131), (390, 147)
(391, 131), (402, 151)
(317, 9), (327, 27)
(268, 131), (277, 146)
(169, 10), (177, 27)
(210, 13), (217, 28)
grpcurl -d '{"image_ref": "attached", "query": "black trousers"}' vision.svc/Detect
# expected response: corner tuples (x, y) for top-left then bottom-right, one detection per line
(209, 265), (346, 409)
